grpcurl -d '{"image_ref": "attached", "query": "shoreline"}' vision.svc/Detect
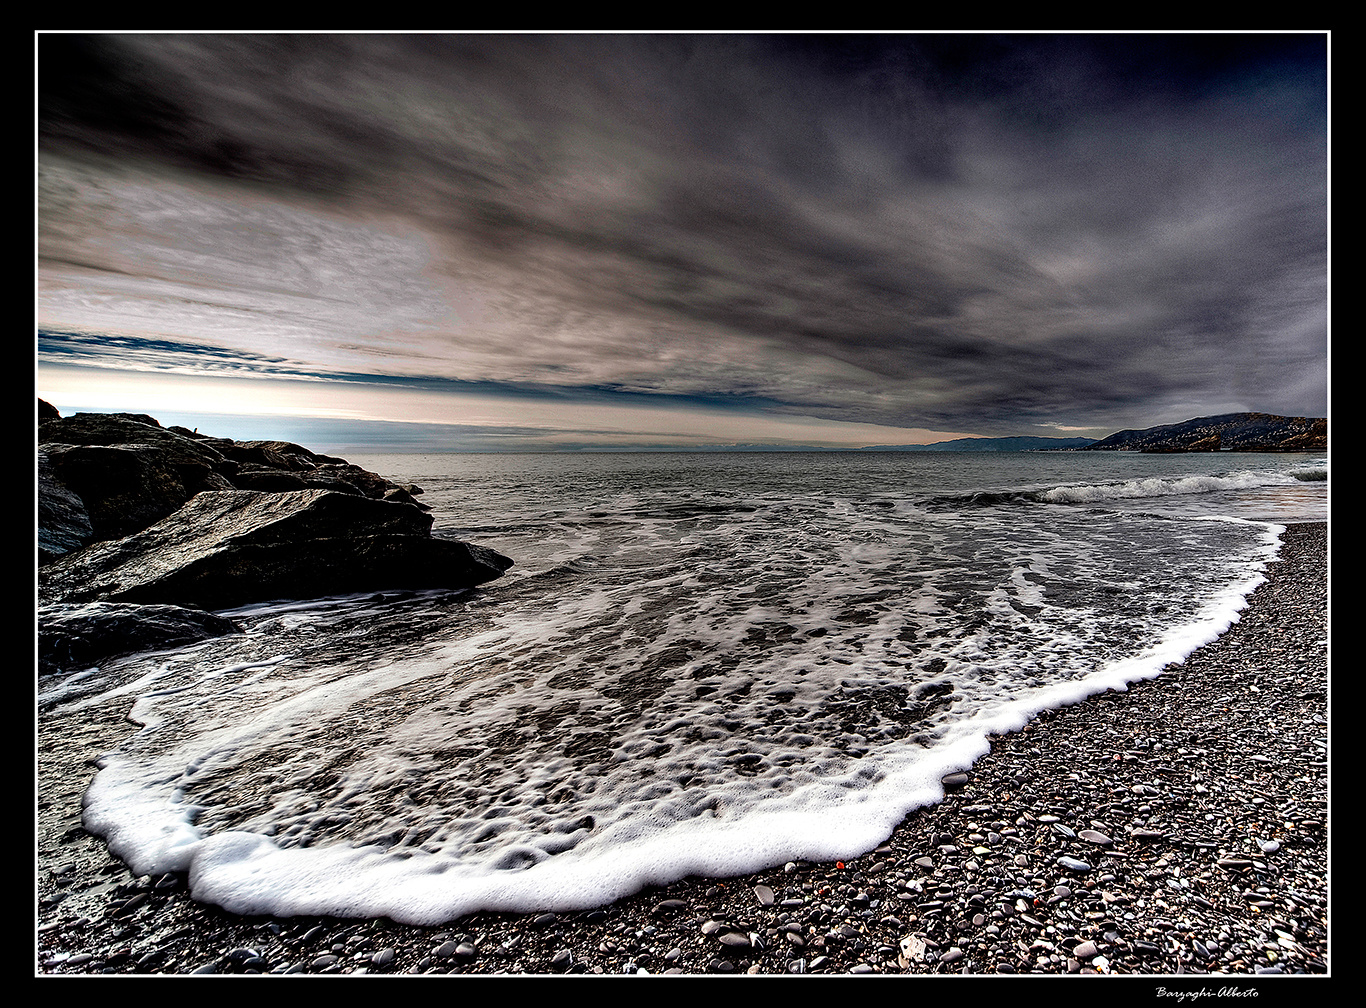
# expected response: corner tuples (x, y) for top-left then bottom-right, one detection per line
(37, 522), (1327, 978)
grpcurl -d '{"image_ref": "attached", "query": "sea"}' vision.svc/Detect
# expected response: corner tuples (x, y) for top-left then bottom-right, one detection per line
(43, 449), (1327, 926)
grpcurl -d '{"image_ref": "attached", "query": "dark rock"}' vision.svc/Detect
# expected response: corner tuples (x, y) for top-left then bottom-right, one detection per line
(36, 406), (441, 581)
(38, 601), (240, 674)
(39, 489), (514, 609)
(40, 409), (163, 437)
(221, 440), (325, 472)
(38, 449), (94, 562)
(310, 462), (405, 498)
(223, 467), (316, 492)
(40, 442), (234, 542)
(383, 487), (430, 509)
(40, 412), (219, 457)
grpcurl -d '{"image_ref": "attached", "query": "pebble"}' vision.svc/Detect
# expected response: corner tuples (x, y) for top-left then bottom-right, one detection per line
(371, 948), (396, 968)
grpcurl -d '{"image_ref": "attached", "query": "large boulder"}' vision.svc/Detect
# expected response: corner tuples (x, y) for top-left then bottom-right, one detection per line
(39, 412), (229, 465)
(37, 449), (95, 562)
(226, 466), (362, 495)
(38, 601), (241, 674)
(236, 439), (346, 467)
(39, 489), (514, 609)
(308, 461), (407, 498)
(39, 441), (236, 542)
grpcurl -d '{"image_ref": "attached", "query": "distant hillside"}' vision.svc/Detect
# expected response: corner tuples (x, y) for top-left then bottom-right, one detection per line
(1079, 413), (1326, 453)
(862, 435), (1098, 452)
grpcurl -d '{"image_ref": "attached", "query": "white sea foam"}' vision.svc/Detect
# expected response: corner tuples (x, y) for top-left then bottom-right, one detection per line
(1039, 470), (1290, 504)
(81, 536), (1269, 925)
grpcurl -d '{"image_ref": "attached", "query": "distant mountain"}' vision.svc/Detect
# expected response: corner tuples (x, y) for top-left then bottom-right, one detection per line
(861, 435), (1098, 452)
(1078, 412), (1326, 453)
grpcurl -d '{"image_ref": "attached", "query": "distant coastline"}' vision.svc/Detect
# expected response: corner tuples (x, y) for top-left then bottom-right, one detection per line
(857, 435), (1097, 452)
(341, 412), (1323, 455)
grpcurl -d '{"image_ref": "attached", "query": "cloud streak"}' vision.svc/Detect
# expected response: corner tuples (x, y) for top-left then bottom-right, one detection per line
(39, 32), (1328, 443)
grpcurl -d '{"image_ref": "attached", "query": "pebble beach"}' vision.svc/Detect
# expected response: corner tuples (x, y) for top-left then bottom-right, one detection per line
(37, 521), (1327, 980)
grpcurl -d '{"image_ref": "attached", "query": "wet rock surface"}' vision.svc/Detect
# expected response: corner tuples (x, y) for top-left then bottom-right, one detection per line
(39, 488), (512, 609)
(36, 523), (1326, 978)
(37, 602), (242, 677)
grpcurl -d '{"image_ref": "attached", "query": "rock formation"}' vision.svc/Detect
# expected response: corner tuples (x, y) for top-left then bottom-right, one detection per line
(38, 602), (242, 677)
(37, 401), (514, 670)
(38, 409), (435, 562)
(40, 488), (512, 609)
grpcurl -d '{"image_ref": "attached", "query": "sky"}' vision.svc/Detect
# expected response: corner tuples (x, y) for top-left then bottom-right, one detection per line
(37, 31), (1329, 452)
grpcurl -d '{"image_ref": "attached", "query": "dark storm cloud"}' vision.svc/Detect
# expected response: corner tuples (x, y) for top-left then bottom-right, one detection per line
(38, 32), (1327, 433)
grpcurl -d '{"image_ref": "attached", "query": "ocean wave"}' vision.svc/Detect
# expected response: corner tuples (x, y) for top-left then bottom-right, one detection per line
(1036, 469), (1313, 505)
